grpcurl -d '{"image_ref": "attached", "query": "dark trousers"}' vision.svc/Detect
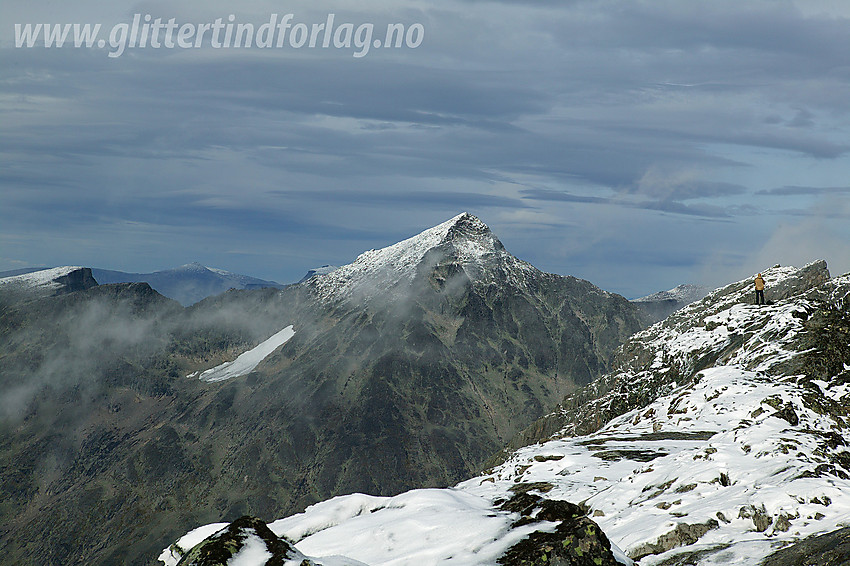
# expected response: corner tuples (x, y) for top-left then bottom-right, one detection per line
(755, 290), (765, 305)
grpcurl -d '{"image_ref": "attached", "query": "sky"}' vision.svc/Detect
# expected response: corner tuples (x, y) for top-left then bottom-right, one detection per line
(2, 0), (850, 299)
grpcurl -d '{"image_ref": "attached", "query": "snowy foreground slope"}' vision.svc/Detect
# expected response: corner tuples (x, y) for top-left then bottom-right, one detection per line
(161, 261), (850, 566)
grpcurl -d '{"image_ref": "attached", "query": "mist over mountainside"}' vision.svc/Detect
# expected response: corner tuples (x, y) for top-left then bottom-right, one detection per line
(0, 213), (647, 566)
(160, 260), (850, 566)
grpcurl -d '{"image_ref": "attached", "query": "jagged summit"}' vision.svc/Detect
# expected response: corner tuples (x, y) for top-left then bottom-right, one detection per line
(437, 211), (506, 255)
(305, 212), (534, 305)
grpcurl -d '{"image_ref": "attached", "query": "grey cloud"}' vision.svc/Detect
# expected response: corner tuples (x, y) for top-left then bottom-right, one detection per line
(520, 189), (609, 204)
(758, 186), (850, 196)
(3, 0), (850, 297)
(270, 189), (528, 210)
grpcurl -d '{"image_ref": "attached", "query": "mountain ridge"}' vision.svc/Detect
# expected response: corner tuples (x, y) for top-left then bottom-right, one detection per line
(92, 263), (285, 306)
(159, 259), (850, 565)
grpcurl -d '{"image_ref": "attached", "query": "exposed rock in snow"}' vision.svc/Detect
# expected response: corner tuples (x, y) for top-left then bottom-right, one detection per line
(163, 489), (631, 566)
(160, 516), (309, 566)
(495, 492), (623, 565)
(762, 525), (850, 565)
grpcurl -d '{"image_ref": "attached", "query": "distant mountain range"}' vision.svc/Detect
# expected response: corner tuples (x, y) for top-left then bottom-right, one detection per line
(631, 283), (711, 323)
(1, 263), (708, 315)
(92, 263), (286, 306)
(0, 263), (286, 306)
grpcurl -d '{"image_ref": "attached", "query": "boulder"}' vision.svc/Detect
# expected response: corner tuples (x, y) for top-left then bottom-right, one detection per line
(496, 492), (621, 566)
(176, 516), (311, 566)
(761, 526), (850, 565)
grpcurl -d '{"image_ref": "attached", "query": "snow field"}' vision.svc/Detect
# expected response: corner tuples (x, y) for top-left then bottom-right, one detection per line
(191, 325), (295, 382)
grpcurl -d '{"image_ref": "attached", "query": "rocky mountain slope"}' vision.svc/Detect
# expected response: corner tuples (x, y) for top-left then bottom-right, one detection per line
(159, 260), (850, 565)
(172, 213), (646, 510)
(0, 213), (647, 566)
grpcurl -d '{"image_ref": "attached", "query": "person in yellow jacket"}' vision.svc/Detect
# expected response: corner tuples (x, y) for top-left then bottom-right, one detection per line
(754, 273), (765, 305)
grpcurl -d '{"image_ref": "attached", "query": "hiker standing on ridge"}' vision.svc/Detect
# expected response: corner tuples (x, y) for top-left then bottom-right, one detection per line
(754, 273), (765, 305)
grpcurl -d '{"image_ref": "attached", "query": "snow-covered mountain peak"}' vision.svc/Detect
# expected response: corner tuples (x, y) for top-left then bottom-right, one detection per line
(634, 283), (710, 304)
(175, 262), (213, 274)
(305, 213), (530, 306)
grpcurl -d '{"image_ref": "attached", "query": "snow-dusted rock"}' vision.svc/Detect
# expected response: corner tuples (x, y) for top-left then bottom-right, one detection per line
(0, 266), (98, 299)
(304, 212), (547, 307)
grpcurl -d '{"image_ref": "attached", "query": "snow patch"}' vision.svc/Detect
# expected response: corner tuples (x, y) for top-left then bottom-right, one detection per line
(158, 522), (229, 566)
(227, 531), (272, 566)
(197, 325), (295, 382)
(272, 489), (559, 566)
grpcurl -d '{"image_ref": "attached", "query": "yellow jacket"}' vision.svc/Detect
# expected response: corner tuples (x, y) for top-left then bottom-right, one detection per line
(754, 275), (765, 291)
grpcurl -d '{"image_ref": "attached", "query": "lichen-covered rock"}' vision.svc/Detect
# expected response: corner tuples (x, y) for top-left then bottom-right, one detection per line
(176, 516), (310, 566)
(496, 493), (621, 565)
(628, 519), (719, 561)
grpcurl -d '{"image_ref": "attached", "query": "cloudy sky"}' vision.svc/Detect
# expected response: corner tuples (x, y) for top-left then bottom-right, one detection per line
(2, 0), (850, 298)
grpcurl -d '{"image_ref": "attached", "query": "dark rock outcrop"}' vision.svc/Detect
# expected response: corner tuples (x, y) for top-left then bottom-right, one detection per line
(761, 526), (850, 565)
(629, 519), (719, 561)
(496, 492), (620, 566)
(0, 266), (99, 304)
(53, 267), (99, 295)
(175, 516), (308, 566)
